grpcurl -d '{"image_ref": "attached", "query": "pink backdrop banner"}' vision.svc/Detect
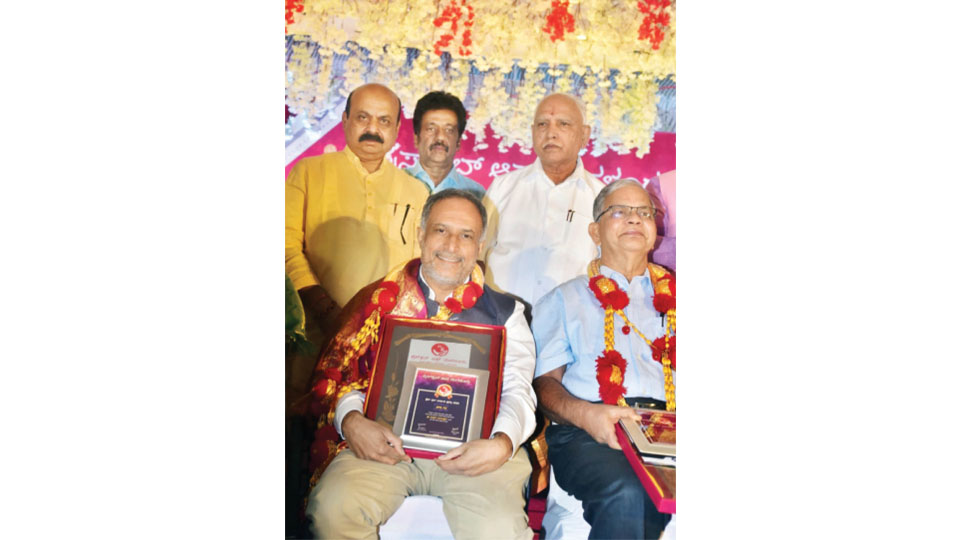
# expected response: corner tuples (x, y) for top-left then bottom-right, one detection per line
(286, 119), (675, 189)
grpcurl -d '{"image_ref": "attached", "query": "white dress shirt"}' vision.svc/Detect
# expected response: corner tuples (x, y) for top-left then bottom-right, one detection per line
(333, 273), (538, 455)
(482, 158), (606, 307)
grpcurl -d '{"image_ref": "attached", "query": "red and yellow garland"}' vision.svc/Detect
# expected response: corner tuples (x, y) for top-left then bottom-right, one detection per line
(588, 259), (676, 411)
(306, 260), (485, 484)
(311, 262), (485, 415)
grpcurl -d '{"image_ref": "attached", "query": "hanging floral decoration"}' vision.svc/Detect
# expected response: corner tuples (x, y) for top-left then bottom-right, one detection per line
(637, 0), (672, 50)
(285, 1), (675, 158)
(542, 0), (576, 42)
(284, 0), (305, 34)
(433, 0), (476, 57)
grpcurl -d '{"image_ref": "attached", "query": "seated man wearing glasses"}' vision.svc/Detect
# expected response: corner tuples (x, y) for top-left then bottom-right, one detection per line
(531, 178), (675, 539)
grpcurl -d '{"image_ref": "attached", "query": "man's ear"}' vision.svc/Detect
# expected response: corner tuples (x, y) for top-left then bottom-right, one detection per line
(580, 124), (592, 150)
(342, 110), (348, 123)
(588, 221), (600, 245)
(416, 225), (425, 247)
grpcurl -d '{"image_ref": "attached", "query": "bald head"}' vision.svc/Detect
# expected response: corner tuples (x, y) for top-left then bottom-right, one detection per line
(342, 83), (402, 170)
(532, 93), (591, 183)
(345, 83), (402, 123)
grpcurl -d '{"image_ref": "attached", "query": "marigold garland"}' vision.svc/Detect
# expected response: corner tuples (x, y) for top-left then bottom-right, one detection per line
(596, 349), (628, 405)
(443, 280), (483, 314)
(588, 259), (676, 411)
(310, 263), (485, 406)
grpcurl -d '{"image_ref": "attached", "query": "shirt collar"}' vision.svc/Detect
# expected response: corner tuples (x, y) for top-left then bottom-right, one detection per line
(342, 144), (387, 178)
(533, 157), (585, 188)
(409, 159), (458, 189)
(599, 264), (651, 292)
(418, 265), (470, 301)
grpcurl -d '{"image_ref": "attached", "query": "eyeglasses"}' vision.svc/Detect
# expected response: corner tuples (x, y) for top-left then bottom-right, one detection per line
(596, 205), (660, 221)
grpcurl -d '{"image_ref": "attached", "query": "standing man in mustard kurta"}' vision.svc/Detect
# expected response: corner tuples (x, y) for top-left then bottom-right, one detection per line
(286, 83), (430, 346)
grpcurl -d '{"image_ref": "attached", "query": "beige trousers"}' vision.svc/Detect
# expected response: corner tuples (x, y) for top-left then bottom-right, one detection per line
(307, 448), (533, 540)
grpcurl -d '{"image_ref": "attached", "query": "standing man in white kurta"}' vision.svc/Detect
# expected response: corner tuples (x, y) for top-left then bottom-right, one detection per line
(482, 93), (606, 309)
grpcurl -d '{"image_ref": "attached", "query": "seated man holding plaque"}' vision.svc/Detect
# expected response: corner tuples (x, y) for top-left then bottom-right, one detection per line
(306, 188), (537, 539)
(531, 178), (676, 539)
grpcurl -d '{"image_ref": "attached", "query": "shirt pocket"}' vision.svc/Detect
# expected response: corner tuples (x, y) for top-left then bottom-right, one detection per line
(560, 209), (593, 245)
(380, 202), (419, 248)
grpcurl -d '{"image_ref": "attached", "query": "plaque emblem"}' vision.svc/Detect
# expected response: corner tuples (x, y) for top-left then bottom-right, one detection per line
(434, 383), (453, 399)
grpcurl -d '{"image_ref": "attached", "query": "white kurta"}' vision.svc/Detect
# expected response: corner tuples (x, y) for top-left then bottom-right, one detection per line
(482, 158), (606, 307)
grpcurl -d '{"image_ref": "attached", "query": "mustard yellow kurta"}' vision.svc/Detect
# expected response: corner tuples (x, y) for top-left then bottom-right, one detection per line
(285, 147), (430, 307)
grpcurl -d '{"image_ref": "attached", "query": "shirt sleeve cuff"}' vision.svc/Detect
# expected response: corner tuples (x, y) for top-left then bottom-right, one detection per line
(333, 391), (366, 437)
(491, 417), (524, 456)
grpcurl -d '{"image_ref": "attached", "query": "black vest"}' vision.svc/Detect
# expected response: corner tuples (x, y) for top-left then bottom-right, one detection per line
(418, 277), (516, 327)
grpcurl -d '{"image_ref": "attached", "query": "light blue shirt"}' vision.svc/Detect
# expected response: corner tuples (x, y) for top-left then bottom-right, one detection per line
(404, 160), (486, 197)
(531, 265), (674, 403)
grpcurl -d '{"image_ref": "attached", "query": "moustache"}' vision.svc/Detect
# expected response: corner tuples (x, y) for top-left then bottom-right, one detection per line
(359, 132), (384, 143)
(430, 142), (449, 151)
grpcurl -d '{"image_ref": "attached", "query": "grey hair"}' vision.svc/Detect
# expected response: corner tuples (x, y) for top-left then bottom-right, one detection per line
(592, 178), (655, 221)
(537, 93), (588, 123)
(420, 188), (488, 235)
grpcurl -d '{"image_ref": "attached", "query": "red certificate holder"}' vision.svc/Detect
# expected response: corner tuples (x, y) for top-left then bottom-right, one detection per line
(363, 316), (506, 459)
(616, 425), (676, 514)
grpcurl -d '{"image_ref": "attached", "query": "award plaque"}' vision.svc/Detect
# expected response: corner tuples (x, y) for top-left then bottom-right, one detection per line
(618, 408), (676, 463)
(616, 413), (676, 514)
(363, 316), (506, 459)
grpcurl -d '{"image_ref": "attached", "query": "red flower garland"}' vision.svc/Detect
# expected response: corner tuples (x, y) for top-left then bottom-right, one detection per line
(433, 0), (475, 56)
(588, 275), (629, 311)
(363, 281), (400, 318)
(285, 0), (305, 34)
(588, 261), (676, 408)
(637, 0), (671, 50)
(542, 0), (576, 42)
(310, 368), (345, 402)
(596, 350), (627, 405)
(444, 281), (482, 314)
(652, 273), (676, 312)
(305, 261), (486, 488)
(650, 334), (676, 370)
